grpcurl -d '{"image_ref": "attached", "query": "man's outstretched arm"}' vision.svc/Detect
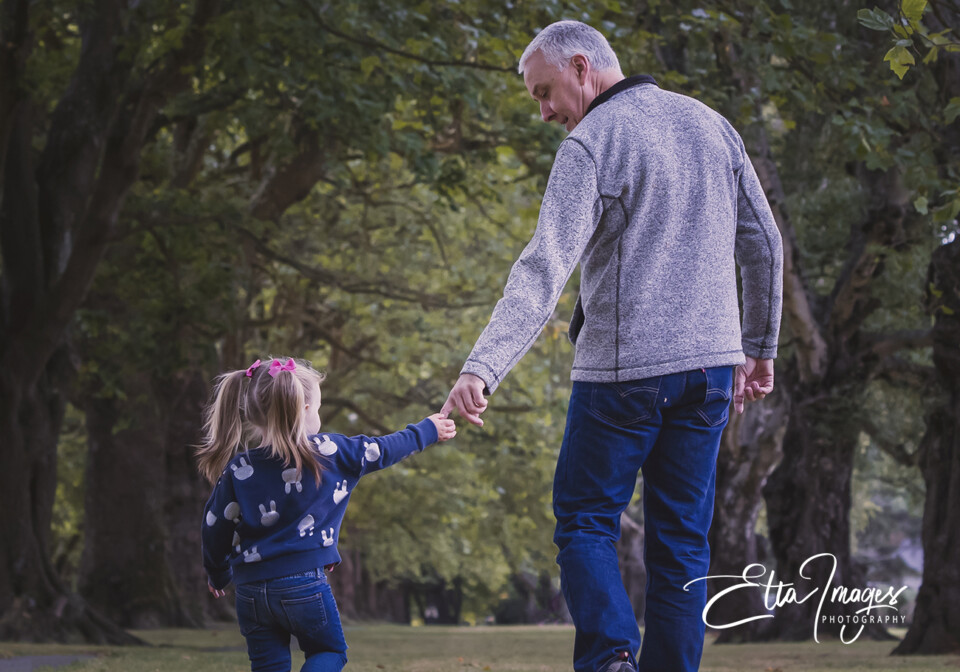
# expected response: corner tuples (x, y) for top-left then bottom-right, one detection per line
(444, 140), (603, 424)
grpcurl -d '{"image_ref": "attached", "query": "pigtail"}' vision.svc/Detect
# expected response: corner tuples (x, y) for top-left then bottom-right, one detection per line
(262, 360), (323, 486)
(195, 369), (247, 484)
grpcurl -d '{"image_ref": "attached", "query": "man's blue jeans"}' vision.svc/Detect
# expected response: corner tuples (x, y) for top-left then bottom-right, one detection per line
(553, 366), (733, 672)
(235, 568), (348, 672)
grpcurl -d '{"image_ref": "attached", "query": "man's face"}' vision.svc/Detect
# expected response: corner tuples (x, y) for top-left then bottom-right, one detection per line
(523, 50), (590, 132)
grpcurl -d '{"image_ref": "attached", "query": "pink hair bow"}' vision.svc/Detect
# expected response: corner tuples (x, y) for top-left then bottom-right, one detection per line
(245, 359), (262, 377)
(268, 358), (296, 377)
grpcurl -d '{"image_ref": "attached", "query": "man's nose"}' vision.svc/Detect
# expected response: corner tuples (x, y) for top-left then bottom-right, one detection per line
(540, 100), (553, 122)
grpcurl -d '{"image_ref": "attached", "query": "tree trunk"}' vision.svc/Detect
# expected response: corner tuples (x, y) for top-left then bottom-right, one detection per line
(893, 239), (960, 654)
(414, 577), (462, 625)
(0, 0), (221, 641)
(707, 389), (789, 642)
(160, 370), (228, 625)
(0, 349), (139, 643)
(78, 375), (184, 629)
(326, 547), (410, 623)
(762, 384), (893, 641)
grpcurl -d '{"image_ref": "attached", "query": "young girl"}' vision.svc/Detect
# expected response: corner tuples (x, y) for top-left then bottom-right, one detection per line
(196, 356), (455, 672)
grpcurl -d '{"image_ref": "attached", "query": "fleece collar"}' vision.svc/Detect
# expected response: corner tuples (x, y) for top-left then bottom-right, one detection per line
(585, 75), (658, 117)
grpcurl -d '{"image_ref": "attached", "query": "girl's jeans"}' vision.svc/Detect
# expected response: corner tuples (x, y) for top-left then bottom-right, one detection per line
(553, 366), (734, 672)
(236, 568), (348, 672)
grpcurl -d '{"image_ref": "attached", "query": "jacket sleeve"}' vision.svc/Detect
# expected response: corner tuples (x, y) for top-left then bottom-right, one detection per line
(734, 140), (784, 360)
(316, 417), (438, 480)
(201, 470), (238, 590)
(460, 139), (603, 393)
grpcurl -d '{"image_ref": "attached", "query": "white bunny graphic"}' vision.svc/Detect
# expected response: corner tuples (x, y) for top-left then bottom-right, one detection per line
(231, 457), (254, 480)
(313, 435), (338, 456)
(223, 501), (241, 524)
(333, 480), (349, 505)
(282, 468), (303, 494)
(259, 500), (279, 526)
(363, 441), (380, 462)
(298, 515), (316, 538)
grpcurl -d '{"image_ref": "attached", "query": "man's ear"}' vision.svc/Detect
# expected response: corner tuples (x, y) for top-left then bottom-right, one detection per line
(572, 54), (589, 84)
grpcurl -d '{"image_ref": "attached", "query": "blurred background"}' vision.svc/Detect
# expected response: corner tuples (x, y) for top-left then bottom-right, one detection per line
(1, 0), (958, 659)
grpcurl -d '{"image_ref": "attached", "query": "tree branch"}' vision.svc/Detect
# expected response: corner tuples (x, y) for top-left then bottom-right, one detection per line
(248, 127), (330, 222)
(872, 356), (937, 389)
(320, 397), (391, 434)
(7, 0), (224, 388)
(0, 0), (31, 190)
(858, 329), (934, 360)
(826, 167), (915, 346)
(298, 0), (513, 73)
(232, 223), (491, 310)
(310, 323), (392, 371)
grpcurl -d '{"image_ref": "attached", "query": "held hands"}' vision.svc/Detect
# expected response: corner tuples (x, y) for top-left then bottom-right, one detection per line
(428, 413), (457, 441)
(734, 356), (775, 414)
(441, 374), (488, 427)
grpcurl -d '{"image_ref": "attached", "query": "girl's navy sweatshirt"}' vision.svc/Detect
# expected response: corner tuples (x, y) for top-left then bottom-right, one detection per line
(202, 418), (438, 589)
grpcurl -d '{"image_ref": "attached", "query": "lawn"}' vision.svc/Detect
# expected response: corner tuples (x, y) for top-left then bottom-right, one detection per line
(1, 624), (959, 672)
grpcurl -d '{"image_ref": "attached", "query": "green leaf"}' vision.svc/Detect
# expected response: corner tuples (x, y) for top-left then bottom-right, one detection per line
(884, 45), (915, 78)
(360, 55), (380, 78)
(901, 0), (927, 23)
(923, 46), (939, 64)
(945, 97), (960, 123)
(931, 31), (954, 46)
(913, 196), (928, 214)
(857, 8), (895, 31)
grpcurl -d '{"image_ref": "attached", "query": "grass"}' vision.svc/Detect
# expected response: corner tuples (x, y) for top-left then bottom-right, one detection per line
(1, 624), (959, 672)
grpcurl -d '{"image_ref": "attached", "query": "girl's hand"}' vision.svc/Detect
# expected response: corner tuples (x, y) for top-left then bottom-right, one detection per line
(428, 413), (457, 441)
(208, 581), (226, 598)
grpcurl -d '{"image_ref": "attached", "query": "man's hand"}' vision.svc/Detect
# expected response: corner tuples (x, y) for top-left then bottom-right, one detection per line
(441, 374), (488, 427)
(208, 581), (226, 598)
(428, 413), (457, 441)
(734, 356), (774, 414)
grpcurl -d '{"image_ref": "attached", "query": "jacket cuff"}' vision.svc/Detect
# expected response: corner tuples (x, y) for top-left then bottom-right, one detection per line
(742, 341), (778, 360)
(207, 567), (233, 591)
(460, 360), (499, 395)
(412, 417), (439, 446)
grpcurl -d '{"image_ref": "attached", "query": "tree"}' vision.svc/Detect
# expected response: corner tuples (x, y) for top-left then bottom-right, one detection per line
(0, 0), (222, 642)
(893, 238), (960, 655)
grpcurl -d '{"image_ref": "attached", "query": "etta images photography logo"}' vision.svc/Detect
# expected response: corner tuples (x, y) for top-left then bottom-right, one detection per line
(685, 552), (910, 644)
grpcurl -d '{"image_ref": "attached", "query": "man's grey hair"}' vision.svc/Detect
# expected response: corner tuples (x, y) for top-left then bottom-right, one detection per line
(518, 20), (621, 75)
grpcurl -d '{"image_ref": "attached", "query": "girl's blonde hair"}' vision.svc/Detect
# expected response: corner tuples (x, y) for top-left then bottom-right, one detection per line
(195, 356), (326, 486)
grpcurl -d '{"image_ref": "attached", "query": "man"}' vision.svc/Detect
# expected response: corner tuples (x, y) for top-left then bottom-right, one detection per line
(442, 20), (783, 672)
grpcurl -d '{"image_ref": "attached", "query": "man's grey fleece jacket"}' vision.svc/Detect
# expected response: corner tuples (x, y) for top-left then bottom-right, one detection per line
(461, 78), (784, 394)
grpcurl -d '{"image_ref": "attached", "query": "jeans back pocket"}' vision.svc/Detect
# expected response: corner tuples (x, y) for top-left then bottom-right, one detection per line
(695, 366), (733, 427)
(588, 379), (661, 427)
(235, 589), (260, 636)
(280, 588), (329, 631)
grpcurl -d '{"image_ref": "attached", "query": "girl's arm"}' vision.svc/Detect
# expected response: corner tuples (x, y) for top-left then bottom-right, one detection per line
(314, 414), (452, 479)
(201, 470), (239, 590)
